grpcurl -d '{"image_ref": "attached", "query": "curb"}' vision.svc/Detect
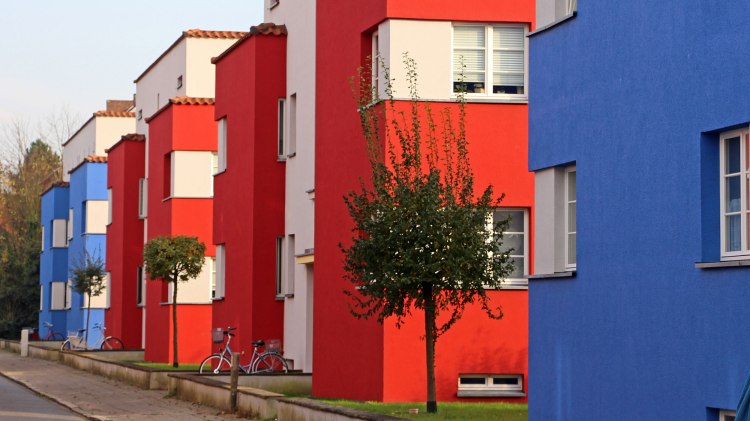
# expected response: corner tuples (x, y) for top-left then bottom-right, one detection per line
(0, 370), (106, 421)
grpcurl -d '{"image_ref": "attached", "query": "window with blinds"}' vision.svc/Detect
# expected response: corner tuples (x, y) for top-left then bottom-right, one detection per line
(453, 25), (526, 96)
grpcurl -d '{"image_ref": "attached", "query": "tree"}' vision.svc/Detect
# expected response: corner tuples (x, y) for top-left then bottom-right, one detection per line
(143, 235), (206, 367)
(70, 251), (106, 344)
(341, 56), (515, 413)
(0, 139), (62, 338)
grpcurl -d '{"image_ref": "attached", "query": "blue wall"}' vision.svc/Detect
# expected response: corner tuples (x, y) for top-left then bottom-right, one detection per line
(39, 185), (70, 337)
(529, 2), (750, 420)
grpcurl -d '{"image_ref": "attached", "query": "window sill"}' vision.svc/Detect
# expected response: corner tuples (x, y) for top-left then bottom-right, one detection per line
(527, 271), (576, 280)
(528, 11), (577, 37)
(457, 390), (526, 398)
(275, 295), (285, 301)
(159, 301), (212, 306)
(212, 297), (225, 302)
(695, 260), (750, 269)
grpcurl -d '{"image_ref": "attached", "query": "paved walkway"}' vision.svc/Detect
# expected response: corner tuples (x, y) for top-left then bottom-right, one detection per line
(0, 350), (239, 420)
(0, 374), (83, 420)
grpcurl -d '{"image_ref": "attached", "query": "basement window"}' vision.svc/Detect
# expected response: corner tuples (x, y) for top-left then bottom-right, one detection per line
(457, 374), (525, 398)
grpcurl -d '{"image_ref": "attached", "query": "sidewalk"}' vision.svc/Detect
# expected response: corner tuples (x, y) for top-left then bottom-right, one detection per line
(0, 350), (239, 420)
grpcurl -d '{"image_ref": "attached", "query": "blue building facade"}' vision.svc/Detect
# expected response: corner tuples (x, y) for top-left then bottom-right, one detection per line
(528, 2), (750, 420)
(38, 183), (70, 339)
(65, 160), (109, 345)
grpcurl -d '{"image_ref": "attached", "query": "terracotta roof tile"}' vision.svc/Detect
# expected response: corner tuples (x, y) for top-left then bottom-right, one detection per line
(84, 155), (108, 163)
(249, 23), (288, 36)
(183, 29), (247, 39)
(94, 111), (136, 118)
(169, 96), (215, 105)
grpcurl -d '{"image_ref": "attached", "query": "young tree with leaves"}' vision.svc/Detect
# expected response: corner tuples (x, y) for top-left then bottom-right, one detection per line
(143, 235), (206, 367)
(341, 56), (515, 413)
(70, 251), (106, 344)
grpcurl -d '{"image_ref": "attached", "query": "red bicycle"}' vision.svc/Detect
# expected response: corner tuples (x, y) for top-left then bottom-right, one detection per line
(41, 322), (65, 341)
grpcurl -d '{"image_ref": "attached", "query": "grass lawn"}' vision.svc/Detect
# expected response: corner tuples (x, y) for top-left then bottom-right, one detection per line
(130, 361), (201, 371)
(323, 400), (527, 420)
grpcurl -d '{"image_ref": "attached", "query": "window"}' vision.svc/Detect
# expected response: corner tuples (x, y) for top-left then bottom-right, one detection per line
(457, 374), (524, 397)
(138, 178), (148, 218)
(136, 266), (144, 306)
(214, 245), (225, 299)
(52, 219), (67, 247)
(288, 94), (297, 157)
(40, 285), (44, 310)
(50, 282), (66, 310)
(276, 236), (284, 297)
(107, 189), (113, 225)
(211, 152), (218, 196)
(67, 209), (74, 240)
(268, 0), (280, 9)
(217, 118), (227, 172)
(277, 99), (285, 159)
(286, 234), (295, 296)
(720, 410), (736, 421)
(453, 25), (527, 97)
(137, 109), (142, 121)
(371, 32), (380, 99)
(163, 153), (172, 199)
(532, 164), (577, 276)
(721, 129), (750, 259)
(65, 280), (72, 310)
(565, 167), (577, 269)
(176, 75), (183, 89)
(495, 209), (529, 288)
(41, 225), (45, 251)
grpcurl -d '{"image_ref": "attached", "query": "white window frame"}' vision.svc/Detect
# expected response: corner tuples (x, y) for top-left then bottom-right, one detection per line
(494, 208), (529, 289)
(276, 236), (284, 297)
(67, 208), (74, 240)
(457, 374), (524, 397)
(371, 31), (380, 99)
(217, 117), (227, 172)
(138, 178), (148, 218)
(287, 94), (297, 158)
(106, 189), (113, 226)
(211, 152), (218, 197)
(41, 225), (45, 251)
(286, 234), (295, 296)
(719, 410), (736, 421)
(213, 245), (225, 300)
(565, 166), (576, 270)
(65, 280), (72, 310)
(451, 24), (528, 100)
(720, 128), (750, 260)
(40, 285), (44, 310)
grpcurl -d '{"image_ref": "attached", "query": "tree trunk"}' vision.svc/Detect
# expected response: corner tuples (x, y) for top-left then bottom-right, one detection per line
(172, 278), (179, 368)
(85, 292), (92, 346)
(423, 282), (437, 413)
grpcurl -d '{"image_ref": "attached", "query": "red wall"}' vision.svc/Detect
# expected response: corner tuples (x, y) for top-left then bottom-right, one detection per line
(105, 137), (145, 349)
(144, 103), (215, 364)
(315, 0), (534, 401)
(212, 33), (287, 359)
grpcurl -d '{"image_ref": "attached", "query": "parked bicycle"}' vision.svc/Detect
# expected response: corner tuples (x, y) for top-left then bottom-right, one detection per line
(41, 322), (65, 341)
(199, 327), (288, 374)
(60, 323), (124, 351)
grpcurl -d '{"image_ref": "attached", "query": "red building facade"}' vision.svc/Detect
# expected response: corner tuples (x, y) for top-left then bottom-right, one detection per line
(105, 133), (146, 348)
(313, 0), (535, 402)
(210, 24), (287, 359)
(143, 97), (217, 363)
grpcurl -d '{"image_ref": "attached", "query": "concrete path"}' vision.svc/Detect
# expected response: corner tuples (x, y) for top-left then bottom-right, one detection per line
(0, 374), (83, 420)
(0, 350), (239, 420)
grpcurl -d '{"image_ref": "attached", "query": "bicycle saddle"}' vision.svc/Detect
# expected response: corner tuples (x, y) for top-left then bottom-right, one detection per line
(252, 340), (265, 347)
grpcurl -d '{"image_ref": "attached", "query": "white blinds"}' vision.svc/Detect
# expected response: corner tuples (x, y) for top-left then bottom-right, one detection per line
(453, 26), (485, 83)
(493, 26), (525, 87)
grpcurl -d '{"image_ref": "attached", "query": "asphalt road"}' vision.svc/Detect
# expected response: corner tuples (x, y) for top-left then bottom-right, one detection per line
(0, 374), (83, 420)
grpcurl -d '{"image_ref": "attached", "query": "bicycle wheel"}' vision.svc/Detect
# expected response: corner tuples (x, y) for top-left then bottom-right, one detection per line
(101, 337), (124, 350)
(60, 340), (71, 351)
(51, 333), (65, 341)
(253, 353), (288, 373)
(199, 355), (232, 374)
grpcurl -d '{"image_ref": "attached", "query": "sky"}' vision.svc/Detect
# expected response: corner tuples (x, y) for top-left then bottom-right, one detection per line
(0, 0), (264, 133)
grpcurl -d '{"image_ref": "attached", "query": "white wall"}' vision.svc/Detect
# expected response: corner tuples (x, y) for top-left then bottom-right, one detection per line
(171, 151), (213, 198)
(380, 20), (453, 100)
(185, 38), (238, 99)
(62, 120), (96, 181)
(95, 117), (135, 155)
(135, 40), (187, 137)
(267, 0), (316, 374)
(167, 259), (212, 304)
(85, 200), (109, 234)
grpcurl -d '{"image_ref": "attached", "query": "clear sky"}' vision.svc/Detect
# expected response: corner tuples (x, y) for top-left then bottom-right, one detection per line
(1, 0), (264, 131)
